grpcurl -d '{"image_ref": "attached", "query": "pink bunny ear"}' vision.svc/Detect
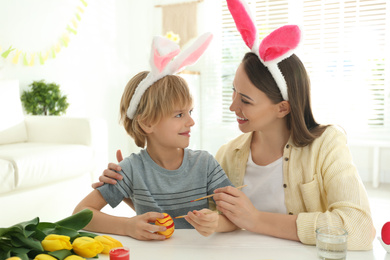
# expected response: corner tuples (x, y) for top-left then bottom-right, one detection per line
(169, 32), (213, 73)
(151, 36), (180, 73)
(226, 0), (257, 50)
(259, 25), (301, 63)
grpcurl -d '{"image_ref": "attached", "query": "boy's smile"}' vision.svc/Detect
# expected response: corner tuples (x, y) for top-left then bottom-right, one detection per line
(179, 131), (191, 137)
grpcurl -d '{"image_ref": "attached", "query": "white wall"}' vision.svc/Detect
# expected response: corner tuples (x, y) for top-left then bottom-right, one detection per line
(0, 0), (156, 166)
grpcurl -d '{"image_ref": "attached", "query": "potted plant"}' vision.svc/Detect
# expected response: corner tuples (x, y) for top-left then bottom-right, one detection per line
(21, 80), (69, 116)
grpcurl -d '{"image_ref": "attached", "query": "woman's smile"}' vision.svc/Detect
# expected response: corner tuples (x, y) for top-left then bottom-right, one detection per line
(236, 115), (248, 124)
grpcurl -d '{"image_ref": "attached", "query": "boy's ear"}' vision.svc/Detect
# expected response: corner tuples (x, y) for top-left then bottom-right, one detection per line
(277, 100), (291, 118)
(138, 117), (155, 134)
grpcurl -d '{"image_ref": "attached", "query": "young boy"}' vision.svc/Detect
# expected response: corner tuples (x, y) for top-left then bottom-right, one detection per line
(73, 33), (236, 241)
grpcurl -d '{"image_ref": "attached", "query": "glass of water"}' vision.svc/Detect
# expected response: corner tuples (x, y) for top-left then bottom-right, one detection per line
(316, 226), (348, 260)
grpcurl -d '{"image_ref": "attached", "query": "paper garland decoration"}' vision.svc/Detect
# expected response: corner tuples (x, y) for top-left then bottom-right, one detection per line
(0, 0), (88, 66)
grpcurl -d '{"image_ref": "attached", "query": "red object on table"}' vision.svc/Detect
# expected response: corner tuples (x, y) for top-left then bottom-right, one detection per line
(382, 222), (390, 245)
(109, 247), (130, 260)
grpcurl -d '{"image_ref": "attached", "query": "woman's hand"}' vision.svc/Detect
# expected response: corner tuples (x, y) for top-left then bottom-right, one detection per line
(92, 150), (124, 189)
(126, 212), (167, 241)
(213, 186), (260, 232)
(185, 209), (219, 237)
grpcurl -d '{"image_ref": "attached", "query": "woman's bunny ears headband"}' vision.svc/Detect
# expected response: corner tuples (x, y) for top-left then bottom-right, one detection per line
(227, 0), (301, 101)
(127, 32), (213, 119)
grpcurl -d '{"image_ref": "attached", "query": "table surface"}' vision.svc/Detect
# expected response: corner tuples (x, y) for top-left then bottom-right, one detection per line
(98, 229), (390, 260)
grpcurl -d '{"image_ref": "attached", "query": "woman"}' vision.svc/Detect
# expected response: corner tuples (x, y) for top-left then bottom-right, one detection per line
(210, 0), (374, 249)
(210, 52), (375, 250)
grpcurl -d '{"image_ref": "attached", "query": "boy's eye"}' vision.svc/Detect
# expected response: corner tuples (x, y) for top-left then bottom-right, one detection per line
(175, 113), (183, 118)
(189, 109), (193, 115)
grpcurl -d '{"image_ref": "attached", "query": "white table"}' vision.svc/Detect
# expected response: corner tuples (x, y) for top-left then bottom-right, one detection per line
(98, 229), (390, 260)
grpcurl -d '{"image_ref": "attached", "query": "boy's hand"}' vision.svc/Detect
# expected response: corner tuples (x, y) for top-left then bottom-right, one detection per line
(126, 212), (167, 241)
(185, 209), (218, 237)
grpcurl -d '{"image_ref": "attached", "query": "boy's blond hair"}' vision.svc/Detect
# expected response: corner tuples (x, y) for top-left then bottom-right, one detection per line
(120, 71), (193, 148)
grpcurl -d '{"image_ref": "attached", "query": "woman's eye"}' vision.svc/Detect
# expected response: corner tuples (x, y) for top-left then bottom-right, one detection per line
(241, 98), (250, 104)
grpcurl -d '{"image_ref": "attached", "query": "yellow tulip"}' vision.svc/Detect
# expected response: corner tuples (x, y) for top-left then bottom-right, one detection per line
(34, 254), (57, 260)
(64, 255), (85, 260)
(72, 237), (104, 258)
(94, 235), (123, 254)
(6, 257), (22, 260)
(41, 234), (72, 252)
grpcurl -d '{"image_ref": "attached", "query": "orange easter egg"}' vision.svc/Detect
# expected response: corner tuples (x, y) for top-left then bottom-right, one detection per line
(155, 213), (175, 238)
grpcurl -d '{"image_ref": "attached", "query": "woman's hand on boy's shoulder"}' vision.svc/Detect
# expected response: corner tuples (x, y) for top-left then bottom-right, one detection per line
(185, 209), (219, 237)
(92, 150), (124, 189)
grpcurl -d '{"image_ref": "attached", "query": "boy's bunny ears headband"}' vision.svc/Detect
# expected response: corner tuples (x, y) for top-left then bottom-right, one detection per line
(127, 32), (213, 119)
(227, 0), (301, 101)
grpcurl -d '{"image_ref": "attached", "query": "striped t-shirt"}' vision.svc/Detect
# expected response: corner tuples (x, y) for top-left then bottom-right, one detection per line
(97, 148), (233, 228)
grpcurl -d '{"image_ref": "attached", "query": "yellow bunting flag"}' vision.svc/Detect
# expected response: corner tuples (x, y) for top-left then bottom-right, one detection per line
(55, 43), (61, 53)
(44, 51), (49, 61)
(77, 6), (84, 13)
(76, 13), (81, 21)
(60, 33), (70, 47)
(29, 53), (35, 66)
(72, 18), (78, 28)
(12, 49), (22, 64)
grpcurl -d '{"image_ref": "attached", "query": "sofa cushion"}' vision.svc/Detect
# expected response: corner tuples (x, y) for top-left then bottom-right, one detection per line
(0, 142), (94, 194)
(0, 158), (15, 193)
(0, 80), (28, 145)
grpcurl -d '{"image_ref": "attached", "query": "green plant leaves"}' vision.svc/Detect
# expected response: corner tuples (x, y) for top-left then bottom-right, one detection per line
(55, 208), (93, 231)
(20, 80), (69, 116)
(0, 209), (94, 260)
(0, 217), (39, 238)
(48, 249), (73, 260)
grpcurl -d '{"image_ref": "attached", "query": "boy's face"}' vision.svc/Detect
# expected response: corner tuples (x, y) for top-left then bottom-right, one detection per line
(147, 104), (195, 150)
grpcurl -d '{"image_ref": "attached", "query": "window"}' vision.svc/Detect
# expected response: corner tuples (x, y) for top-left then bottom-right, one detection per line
(300, 0), (389, 134)
(189, 0), (388, 155)
(207, 0), (389, 152)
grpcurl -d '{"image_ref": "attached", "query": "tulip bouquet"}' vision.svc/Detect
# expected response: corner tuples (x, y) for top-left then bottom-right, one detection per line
(0, 209), (122, 260)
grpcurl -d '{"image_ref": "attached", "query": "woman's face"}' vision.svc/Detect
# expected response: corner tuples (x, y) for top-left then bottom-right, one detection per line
(230, 63), (282, 133)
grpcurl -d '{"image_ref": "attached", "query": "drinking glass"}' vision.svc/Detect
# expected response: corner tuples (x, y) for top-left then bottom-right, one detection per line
(316, 226), (348, 260)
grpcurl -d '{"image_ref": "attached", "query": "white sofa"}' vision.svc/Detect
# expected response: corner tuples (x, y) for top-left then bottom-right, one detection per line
(0, 80), (108, 227)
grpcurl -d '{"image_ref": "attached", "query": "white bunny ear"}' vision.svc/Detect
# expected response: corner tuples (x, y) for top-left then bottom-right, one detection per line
(168, 32), (213, 74)
(127, 32), (213, 119)
(226, 0), (258, 52)
(150, 36), (180, 73)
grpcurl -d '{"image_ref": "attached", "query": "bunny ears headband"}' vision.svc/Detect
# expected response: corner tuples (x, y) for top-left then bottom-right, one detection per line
(227, 0), (301, 101)
(127, 32), (213, 119)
